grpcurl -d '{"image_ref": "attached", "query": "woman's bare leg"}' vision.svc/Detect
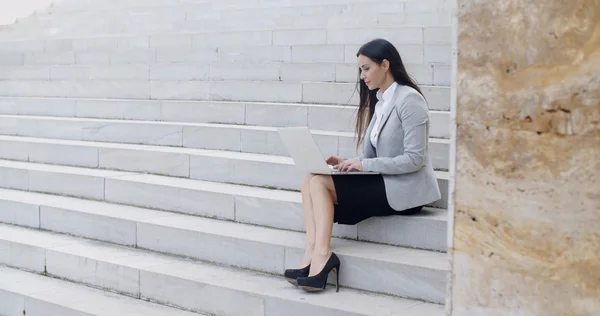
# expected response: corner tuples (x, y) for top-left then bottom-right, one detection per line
(299, 174), (317, 267)
(308, 175), (337, 276)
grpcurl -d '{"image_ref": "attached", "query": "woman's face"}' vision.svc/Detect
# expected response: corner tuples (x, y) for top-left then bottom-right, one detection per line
(358, 54), (387, 90)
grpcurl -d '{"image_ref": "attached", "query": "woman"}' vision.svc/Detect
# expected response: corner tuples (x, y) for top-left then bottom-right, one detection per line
(284, 38), (442, 292)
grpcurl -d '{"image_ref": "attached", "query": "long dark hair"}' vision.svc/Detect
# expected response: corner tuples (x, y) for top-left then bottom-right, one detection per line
(354, 38), (423, 148)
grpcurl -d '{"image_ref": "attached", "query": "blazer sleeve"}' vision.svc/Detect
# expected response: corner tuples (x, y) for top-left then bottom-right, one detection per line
(360, 93), (429, 174)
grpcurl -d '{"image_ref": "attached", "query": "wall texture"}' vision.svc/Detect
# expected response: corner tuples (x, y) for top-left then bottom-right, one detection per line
(451, 0), (600, 315)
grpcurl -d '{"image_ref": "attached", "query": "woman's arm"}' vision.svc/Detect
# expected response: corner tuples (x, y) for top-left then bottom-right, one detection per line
(360, 93), (429, 174)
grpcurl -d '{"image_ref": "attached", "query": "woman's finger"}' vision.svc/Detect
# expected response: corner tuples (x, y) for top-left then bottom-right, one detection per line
(343, 161), (354, 171)
(349, 162), (358, 171)
(339, 161), (349, 171)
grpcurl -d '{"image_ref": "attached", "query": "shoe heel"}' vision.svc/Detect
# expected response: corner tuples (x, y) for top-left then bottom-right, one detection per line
(334, 264), (340, 292)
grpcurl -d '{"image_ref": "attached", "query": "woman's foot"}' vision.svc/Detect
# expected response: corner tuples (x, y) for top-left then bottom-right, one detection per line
(283, 247), (314, 286)
(284, 265), (310, 286)
(297, 252), (341, 292)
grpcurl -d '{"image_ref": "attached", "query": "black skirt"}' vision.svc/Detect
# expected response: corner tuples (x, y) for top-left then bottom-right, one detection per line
(332, 174), (423, 226)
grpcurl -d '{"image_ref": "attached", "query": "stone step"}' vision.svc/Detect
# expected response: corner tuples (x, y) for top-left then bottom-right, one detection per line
(14, 16), (440, 39)
(0, 133), (449, 196)
(4, 24), (450, 44)
(0, 160), (448, 250)
(0, 43), (451, 72)
(0, 26), (451, 53)
(0, 96), (450, 127)
(37, 3), (405, 22)
(43, 0), (451, 14)
(46, 0), (210, 12)
(0, 224), (445, 315)
(0, 61), (445, 86)
(0, 266), (204, 316)
(4, 3), (452, 41)
(0, 79), (451, 108)
(14, 3), (408, 33)
(0, 30), (452, 56)
(0, 114), (451, 169)
(37, 2), (344, 18)
(0, 190), (448, 303)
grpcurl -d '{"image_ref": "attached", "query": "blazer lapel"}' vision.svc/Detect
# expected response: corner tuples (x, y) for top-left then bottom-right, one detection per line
(376, 85), (403, 136)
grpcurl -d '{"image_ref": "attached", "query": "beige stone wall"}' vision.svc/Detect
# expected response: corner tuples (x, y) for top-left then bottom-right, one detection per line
(451, 0), (600, 315)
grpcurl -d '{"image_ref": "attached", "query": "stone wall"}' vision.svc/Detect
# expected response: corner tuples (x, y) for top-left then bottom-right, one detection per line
(451, 0), (600, 315)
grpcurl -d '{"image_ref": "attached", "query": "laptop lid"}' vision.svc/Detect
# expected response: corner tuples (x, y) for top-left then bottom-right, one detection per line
(277, 126), (332, 174)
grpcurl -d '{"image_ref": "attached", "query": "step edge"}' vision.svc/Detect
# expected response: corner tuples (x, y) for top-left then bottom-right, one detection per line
(0, 231), (446, 311)
(0, 95), (451, 112)
(0, 265), (205, 316)
(0, 191), (449, 269)
(0, 25), (453, 43)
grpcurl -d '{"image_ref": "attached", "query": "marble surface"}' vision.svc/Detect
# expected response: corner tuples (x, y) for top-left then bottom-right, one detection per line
(452, 0), (600, 315)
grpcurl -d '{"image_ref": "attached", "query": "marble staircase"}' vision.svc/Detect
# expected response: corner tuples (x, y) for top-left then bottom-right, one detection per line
(0, 0), (453, 315)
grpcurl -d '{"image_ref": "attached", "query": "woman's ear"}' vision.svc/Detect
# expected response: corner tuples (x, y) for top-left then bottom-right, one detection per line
(382, 59), (390, 72)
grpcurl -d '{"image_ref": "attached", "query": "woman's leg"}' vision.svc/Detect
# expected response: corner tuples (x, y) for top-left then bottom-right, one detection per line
(299, 174), (317, 267)
(308, 175), (338, 276)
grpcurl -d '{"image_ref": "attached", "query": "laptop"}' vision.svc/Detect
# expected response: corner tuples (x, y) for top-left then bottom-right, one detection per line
(276, 126), (379, 175)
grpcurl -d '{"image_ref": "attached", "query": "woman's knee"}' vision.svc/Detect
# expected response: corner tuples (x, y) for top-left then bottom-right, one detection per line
(301, 174), (316, 193)
(309, 175), (338, 205)
(309, 175), (334, 194)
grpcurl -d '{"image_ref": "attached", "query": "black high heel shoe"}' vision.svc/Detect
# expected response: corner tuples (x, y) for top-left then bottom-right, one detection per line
(296, 253), (341, 292)
(284, 265), (310, 286)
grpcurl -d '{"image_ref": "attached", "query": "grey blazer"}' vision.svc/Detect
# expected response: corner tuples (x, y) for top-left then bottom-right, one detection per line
(357, 84), (441, 211)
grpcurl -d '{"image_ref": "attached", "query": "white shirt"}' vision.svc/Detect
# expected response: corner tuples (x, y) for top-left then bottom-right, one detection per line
(370, 82), (398, 148)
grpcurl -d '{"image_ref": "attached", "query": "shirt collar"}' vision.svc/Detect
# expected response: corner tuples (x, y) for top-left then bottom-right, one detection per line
(376, 81), (399, 102)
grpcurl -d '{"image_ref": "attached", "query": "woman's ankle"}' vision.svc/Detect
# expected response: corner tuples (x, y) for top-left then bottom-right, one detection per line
(312, 248), (331, 259)
(299, 249), (314, 267)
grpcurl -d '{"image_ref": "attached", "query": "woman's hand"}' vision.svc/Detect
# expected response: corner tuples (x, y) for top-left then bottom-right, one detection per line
(337, 159), (363, 172)
(326, 156), (344, 170)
